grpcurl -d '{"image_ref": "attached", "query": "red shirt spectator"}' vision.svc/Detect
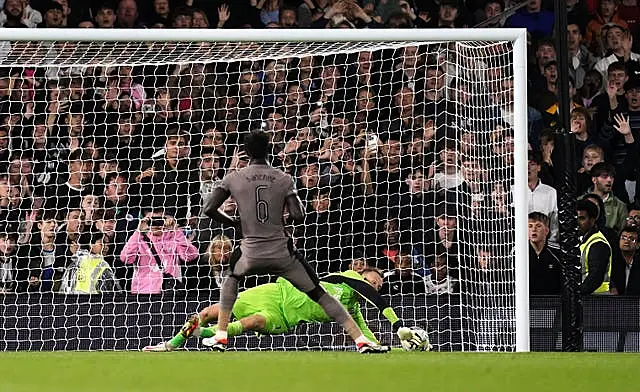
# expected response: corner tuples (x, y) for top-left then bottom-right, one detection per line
(585, 0), (629, 56)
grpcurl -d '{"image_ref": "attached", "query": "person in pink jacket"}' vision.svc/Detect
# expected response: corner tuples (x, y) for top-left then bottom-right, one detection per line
(120, 210), (199, 294)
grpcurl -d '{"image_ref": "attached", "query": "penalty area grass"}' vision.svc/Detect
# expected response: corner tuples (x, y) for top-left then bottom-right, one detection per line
(0, 351), (638, 392)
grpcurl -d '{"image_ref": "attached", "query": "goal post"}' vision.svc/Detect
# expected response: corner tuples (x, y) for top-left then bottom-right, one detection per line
(0, 28), (529, 352)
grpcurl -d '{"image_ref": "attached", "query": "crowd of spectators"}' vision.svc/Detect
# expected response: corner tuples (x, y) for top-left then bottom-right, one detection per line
(0, 0), (638, 299)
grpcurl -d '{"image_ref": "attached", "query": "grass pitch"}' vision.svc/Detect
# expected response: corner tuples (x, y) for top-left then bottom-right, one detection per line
(0, 351), (638, 392)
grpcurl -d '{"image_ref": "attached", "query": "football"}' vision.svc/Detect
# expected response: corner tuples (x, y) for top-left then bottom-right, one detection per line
(399, 327), (431, 352)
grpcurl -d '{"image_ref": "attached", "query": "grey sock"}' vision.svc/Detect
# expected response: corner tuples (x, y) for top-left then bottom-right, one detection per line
(219, 276), (240, 312)
(317, 292), (352, 327)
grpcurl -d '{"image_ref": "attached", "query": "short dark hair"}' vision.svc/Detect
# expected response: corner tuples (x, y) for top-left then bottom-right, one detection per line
(165, 127), (189, 143)
(591, 162), (616, 178)
(621, 226), (638, 237)
(200, 146), (217, 157)
(172, 6), (193, 19)
(567, 17), (585, 35)
(104, 171), (124, 185)
(603, 23), (628, 40)
(540, 128), (554, 144)
(103, 150), (118, 162)
(77, 231), (105, 251)
(96, 208), (116, 221)
(68, 148), (91, 163)
(436, 203), (457, 218)
(143, 205), (168, 217)
(528, 150), (543, 165)
(40, 209), (58, 222)
(361, 267), (384, 279)
(486, 0), (505, 10)
(583, 193), (604, 218)
(244, 130), (270, 160)
(386, 11), (413, 28)
(577, 199), (599, 219)
(95, 1), (116, 13)
(536, 37), (555, 51)
(528, 211), (550, 227)
(279, 3), (297, 13)
(608, 61), (627, 74)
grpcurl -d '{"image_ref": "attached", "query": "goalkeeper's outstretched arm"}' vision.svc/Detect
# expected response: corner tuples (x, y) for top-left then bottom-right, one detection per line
(322, 268), (430, 349)
(350, 305), (379, 344)
(321, 269), (403, 332)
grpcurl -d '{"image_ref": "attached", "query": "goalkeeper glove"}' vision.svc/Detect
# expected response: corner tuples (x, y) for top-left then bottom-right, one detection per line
(397, 326), (429, 349)
(396, 326), (414, 341)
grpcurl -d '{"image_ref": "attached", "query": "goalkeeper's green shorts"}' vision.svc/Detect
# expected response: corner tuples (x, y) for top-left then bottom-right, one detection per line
(232, 283), (289, 335)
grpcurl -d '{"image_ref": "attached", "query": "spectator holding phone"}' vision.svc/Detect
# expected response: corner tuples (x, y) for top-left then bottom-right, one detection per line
(119, 207), (198, 294)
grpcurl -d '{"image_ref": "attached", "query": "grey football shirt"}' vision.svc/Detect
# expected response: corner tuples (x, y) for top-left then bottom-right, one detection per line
(218, 163), (297, 259)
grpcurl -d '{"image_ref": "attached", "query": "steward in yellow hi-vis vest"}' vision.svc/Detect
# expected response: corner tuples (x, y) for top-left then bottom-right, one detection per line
(577, 200), (612, 295)
(60, 251), (121, 294)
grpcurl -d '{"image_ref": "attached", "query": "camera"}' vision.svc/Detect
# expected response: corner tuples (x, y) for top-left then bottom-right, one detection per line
(142, 103), (156, 114)
(149, 217), (165, 228)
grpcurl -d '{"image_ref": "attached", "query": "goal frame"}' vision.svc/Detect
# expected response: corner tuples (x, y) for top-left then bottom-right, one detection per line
(0, 28), (529, 352)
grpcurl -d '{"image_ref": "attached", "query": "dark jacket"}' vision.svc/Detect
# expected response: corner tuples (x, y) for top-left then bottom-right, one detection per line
(611, 253), (640, 296)
(529, 241), (563, 295)
(139, 157), (201, 223)
(15, 231), (69, 293)
(381, 270), (427, 295)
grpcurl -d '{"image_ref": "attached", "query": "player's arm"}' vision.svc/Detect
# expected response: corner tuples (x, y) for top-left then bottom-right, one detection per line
(350, 305), (379, 344)
(284, 176), (305, 224)
(203, 187), (236, 227)
(285, 194), (305, 224)
(321, 275), (403, 331)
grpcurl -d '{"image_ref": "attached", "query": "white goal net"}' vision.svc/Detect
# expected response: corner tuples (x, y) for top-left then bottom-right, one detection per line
(0, 30), (527, 352)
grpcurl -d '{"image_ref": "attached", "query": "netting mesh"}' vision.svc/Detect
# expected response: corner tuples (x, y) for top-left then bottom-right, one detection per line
(0, 39), (518, 351)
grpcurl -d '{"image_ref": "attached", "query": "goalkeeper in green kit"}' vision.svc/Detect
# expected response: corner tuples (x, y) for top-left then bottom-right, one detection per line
(143, 267), (429, 351)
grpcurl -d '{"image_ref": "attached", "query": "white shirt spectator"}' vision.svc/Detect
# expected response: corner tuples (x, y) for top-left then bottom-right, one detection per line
(0, 5), (42, 28)
(200, 180), (216, 198)
(425, 275), (457, 294)
(433, 171), (465, 190)
(528, 180), (559, 244)
(0, 256), (15, 293)
(594, 52), (640, 80)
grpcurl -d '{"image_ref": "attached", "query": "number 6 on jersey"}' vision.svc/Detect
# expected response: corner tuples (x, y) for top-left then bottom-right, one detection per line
(255, 185), (269, 223)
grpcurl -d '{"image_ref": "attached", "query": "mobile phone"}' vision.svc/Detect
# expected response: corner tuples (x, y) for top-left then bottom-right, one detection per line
(366, 133), (379, 152)
(149, 217), (165, 228)
(142, 103), (155, 114)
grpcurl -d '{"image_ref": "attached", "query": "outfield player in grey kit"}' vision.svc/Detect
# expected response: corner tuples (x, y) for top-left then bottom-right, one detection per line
(202, 130), (388, 353)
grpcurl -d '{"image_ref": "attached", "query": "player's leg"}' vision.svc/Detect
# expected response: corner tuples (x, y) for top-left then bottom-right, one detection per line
(281, 252), (388, 353)
(212, 278), (242, 350)
(203, 282), (286, 346)
(143, 303), (220, 352)
(143, 249), (244, 352)
(210, 249), (247, 350)
(201, 314), (267, 346)
(203, 309), (291, 345)
(166, 303), (222, 348)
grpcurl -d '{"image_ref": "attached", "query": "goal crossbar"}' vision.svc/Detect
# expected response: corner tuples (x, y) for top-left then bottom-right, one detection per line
(0, 28), (527, 43)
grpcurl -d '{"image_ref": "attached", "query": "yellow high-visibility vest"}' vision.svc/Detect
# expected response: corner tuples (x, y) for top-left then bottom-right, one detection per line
(579, 231), (612, 294)
(74, 256), (110, 294)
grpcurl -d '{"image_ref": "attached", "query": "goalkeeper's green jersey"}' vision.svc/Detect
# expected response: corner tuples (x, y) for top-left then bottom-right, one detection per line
(277, 270), (399, 343)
